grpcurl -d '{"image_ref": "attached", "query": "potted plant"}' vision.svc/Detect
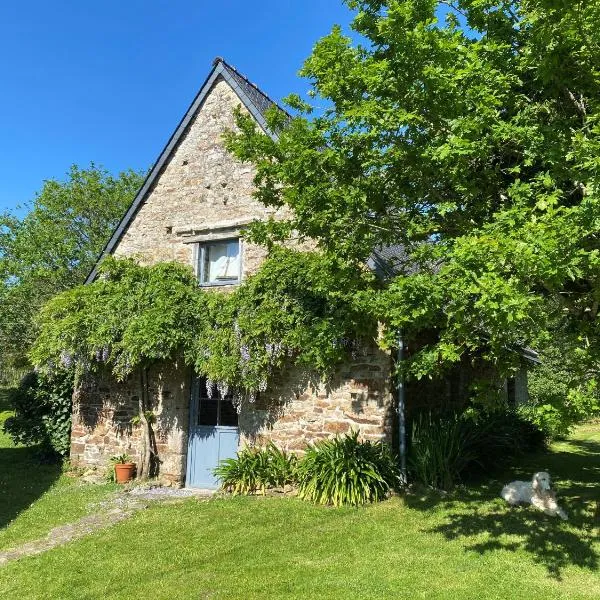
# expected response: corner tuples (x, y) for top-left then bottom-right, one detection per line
(110, 453), (136, 484)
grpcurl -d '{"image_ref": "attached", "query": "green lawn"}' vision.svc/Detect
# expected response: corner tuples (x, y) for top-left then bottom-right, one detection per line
(1, 388), (598, 599)
(0, 388), (117, 551)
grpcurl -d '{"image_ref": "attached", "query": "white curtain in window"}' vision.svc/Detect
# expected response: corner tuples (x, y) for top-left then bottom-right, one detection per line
(209, 241), (239, 281)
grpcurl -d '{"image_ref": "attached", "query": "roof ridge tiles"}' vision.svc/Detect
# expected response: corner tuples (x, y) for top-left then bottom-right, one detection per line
(214, 56), (291, 118)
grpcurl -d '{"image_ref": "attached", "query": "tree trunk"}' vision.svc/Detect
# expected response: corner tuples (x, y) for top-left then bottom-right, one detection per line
(137, 367), (156, 479)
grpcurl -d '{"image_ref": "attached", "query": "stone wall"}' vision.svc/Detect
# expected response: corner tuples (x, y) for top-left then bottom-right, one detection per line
(240, 345), (394, 452)
(113, 75), (276, 278)
(71, 348), (393, 485)
(70, 360), (191, 484)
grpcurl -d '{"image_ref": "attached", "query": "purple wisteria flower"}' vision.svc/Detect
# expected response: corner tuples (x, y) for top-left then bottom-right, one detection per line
(217, 381), (229, 398)
(240, 344), (251, 362)
(265, 342), (283, 356)
(94, 347), (110, 362)
(60, 351), (73, 369)
(233, 393), (243, 414)
(205, 378), (215, 399)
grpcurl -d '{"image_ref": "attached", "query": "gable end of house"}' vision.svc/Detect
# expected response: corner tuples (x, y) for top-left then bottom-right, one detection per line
(86, 58), (286, 283)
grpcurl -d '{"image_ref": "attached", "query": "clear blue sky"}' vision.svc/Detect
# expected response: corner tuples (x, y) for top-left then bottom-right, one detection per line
(0, 1), (354, 213)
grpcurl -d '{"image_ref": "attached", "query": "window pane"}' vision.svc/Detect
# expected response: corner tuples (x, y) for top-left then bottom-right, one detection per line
(201, 247), (210, 283)
(208, 240), (239, 282)
(198, 398), (218, 426)
(219, 397), (239, 427)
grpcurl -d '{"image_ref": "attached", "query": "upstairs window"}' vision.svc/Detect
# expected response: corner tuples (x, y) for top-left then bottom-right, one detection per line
(198, 239), (240, 286)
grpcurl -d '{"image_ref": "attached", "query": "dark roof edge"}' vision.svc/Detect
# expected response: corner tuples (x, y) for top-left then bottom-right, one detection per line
(85, 58), (282, 283)
(519, 346), (541, 364)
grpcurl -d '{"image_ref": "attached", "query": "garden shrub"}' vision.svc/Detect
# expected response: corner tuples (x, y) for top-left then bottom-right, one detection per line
(465, 409), (546, 477)
(518, 403), (570, 441)
(296, 431), (400, 507)
(3, 368), (73, 459)
(408, 412), (479, 490)
(522, 347), (600, 439)
(214, 442), (297, 495)
(408, 409), (545, 490)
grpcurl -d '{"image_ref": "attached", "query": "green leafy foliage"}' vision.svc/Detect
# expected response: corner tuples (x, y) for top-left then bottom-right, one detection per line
(408, 412), (478, 491)
(0, 164), (144, 368)
(216, 434), (400, 506)
(296, 431), (400, 507)
(522, 340), (600, 439)
(409, 409), (546, 490)
(214, 443), (297, 495)
(225, 0), (600, 425)
(110, 453), (134, 464)
(31, 250), (375, 397)
(30, 256), (211, 380)
(3, 369), (74, 458)
(464, 410), (546, 476)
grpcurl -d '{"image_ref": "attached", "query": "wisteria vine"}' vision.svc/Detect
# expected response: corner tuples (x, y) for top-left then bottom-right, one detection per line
(30, 250), (376, 413)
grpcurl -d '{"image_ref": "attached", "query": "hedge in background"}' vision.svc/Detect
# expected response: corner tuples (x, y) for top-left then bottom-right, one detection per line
(3, 368), (73, 458)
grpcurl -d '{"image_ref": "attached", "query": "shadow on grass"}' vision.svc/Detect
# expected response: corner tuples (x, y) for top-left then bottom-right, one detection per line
(405, 430), (600, 579)
(0, 389), (62, 531)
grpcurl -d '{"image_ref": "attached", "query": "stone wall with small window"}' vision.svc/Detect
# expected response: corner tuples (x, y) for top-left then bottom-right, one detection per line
(112, 76), (276, 281)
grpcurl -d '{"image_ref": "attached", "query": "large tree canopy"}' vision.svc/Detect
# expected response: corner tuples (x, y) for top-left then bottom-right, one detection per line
(226, 0), (600, 384)
(0, 164), (144, 366)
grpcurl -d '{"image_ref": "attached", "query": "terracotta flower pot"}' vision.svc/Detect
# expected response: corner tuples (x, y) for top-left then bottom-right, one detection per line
(114, 462), (136, 484)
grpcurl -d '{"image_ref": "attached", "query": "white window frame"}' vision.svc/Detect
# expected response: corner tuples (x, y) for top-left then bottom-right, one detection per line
(196, 237), (242, 287)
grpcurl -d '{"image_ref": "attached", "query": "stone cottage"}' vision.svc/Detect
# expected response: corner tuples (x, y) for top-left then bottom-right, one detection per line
(70, 58), (535, 487)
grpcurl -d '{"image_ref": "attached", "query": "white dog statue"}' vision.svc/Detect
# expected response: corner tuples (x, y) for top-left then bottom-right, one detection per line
(501, 471), (568, 520)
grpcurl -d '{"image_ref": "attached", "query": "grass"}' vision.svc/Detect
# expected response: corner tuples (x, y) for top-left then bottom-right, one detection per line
(0, 388), (117, 550)
(0, 388), (598, 598)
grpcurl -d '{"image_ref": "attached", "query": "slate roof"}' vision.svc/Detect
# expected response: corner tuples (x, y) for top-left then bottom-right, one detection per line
(519, 346), (541, 364)
(367, 243), (444, 279)
(367, 244), (413, 279)
(86, 58), (286, 283)
(222, 58), (287, 126)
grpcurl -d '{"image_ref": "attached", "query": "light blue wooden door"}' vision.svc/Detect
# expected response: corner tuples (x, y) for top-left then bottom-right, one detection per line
(186, 378), (239, 489)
